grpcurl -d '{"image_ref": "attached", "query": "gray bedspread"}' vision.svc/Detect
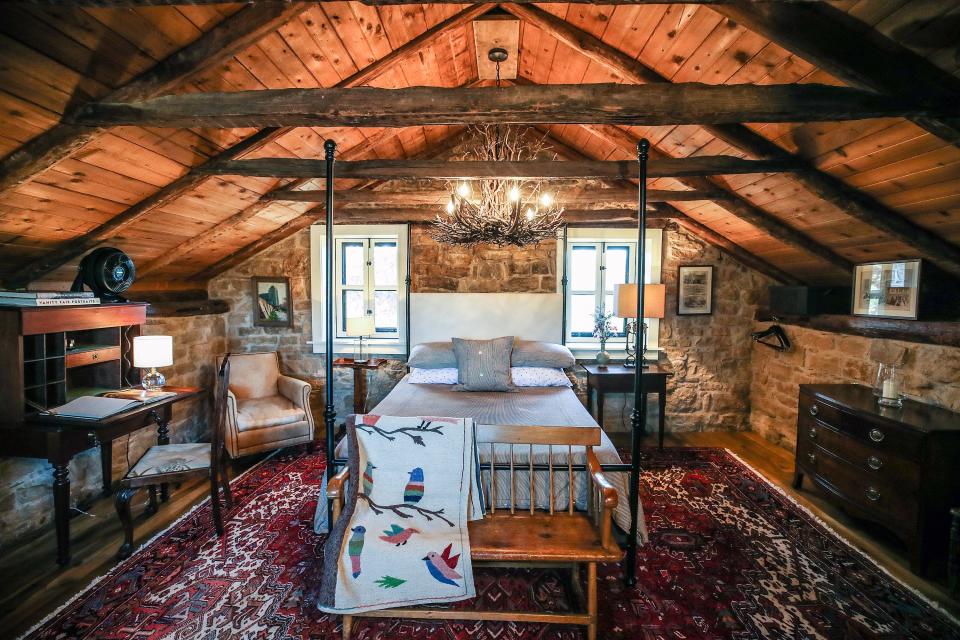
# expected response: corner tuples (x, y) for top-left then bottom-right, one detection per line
(332, 376), (646, 542)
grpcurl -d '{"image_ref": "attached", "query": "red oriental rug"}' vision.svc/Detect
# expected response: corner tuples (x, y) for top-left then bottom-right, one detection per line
(21, 447), (960, 639)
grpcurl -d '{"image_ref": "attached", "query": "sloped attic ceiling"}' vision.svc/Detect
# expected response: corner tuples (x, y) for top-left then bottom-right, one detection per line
(0, 1), (958, 291)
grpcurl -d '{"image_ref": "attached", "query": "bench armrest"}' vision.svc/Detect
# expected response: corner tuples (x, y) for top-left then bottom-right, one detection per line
(586, 450), (618, 510)
(328, 466), (350, 520)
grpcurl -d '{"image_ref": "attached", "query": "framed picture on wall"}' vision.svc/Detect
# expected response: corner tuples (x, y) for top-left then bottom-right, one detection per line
(852, 259), (921, 319)
(677, 265), (714, 315)
(252, 276), (293, 327)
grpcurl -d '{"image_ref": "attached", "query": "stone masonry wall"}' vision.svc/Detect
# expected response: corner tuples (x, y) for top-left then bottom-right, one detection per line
(0, 313), (225, 549)
(750, 324), (960, 452)
(409, 225), (556, 293)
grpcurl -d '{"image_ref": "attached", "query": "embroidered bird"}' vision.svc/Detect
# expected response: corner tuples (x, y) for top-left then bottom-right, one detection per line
(423, 543), (462, 587)
(404, 467), (424, 504)
(362, 462), (376, 495)
(379, 524), (420, 546)
(347, 525), (365, 579)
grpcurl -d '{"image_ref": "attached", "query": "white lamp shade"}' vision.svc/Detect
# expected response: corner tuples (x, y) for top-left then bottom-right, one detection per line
(346, 316), (375, 337)
(614, 283), (666, 319)
(133, 335), (173, 368)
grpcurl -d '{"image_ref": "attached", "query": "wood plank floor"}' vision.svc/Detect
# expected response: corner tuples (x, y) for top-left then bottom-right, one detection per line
(1, 433), (957, 637)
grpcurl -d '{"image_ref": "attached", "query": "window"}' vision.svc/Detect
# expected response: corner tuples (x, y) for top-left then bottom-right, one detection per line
(311, 225), (408, 355)
(565, 228), (662, 351)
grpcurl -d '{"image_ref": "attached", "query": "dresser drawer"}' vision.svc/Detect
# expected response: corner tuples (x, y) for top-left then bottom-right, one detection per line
(800, 442), (918, 529)
(65, 346), (121, 369)
(800, 394), (924, 461)
(800, 415), (921, 491)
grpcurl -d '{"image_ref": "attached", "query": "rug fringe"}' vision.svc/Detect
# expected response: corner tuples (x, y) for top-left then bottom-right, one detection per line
(16, 448), (290, 640)
(721, 447), (960, 628)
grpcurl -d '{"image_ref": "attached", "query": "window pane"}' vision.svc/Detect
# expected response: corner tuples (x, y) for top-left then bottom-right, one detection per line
(605, 245), (629, 292)
(606, 293), (626, 336)
(342, 242), (365, 286)
(570, 246), (597, 291)
(570, 294), (595, 336)
(374, 290), (398, 333)
(342, 290), (365, 325)
(373, 242), (398, 287)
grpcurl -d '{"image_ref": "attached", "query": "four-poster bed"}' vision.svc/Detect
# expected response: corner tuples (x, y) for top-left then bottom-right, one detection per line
(319, 136), (653, 617)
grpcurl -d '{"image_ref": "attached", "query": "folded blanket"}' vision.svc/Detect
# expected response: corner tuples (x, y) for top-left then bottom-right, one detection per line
(318, 415), (481, 614)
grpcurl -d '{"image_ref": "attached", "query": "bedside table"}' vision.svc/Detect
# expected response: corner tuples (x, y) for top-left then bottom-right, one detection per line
(333, 358), (386, 414)
(579, 362), (672, 449)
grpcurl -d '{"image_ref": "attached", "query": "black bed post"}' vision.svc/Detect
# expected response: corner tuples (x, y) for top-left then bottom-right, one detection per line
(405, 223), (412, 362)
(324, 139), (338, 522)
(560, 224), (569, 345)
(625, 138), (649, 587)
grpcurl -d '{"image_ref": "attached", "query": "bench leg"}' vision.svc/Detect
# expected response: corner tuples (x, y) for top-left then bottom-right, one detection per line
(587, 562), (597, 640)
(342, 614), (353, 639)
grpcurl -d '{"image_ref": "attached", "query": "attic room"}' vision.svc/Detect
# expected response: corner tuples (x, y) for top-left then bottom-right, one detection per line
(1, 0), (959, 638)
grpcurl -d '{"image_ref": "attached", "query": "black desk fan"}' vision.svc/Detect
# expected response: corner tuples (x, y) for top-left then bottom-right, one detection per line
(70, 247), (136, 302)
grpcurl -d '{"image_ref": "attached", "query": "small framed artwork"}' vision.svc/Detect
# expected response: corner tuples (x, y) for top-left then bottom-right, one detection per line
(677, 265), (714, 315)
(252, 276), (293, 327)
(852, 259), (921, 319)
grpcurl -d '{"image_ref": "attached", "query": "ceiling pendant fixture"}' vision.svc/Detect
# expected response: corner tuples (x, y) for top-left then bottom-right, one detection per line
(431, 48), (564, 247)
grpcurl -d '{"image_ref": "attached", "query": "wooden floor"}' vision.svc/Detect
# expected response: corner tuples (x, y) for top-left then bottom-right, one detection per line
(2, 432), (957, 637)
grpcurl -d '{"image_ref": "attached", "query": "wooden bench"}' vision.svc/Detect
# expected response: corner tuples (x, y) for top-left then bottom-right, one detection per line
(328, 423), (623, 640)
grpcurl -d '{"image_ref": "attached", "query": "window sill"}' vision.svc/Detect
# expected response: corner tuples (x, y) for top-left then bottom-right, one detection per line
(309, 340), (407, 356)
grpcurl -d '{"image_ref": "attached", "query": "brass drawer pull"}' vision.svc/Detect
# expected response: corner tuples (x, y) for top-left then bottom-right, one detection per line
(807, 453), (816, 464)
(865, 487), (881, 502)
(809, 405), (819, 417)
(869, 429), (885, 443)
(808, 427), (817, 439)
(867, 455), (883, 470)
(92, 353), (98, 360)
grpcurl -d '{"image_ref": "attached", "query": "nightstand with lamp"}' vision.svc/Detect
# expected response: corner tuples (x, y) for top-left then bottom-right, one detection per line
(613, 282), (666, 368)
(335, 316), (386, 414)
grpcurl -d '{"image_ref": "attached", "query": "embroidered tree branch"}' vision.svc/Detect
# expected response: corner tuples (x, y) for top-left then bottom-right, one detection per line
(358, 493), (455, 527)
(355, 420), (444, 447)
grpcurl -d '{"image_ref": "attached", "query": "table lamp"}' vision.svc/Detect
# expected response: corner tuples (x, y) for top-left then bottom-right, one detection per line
(346, 316), (375, 364)
(614, 283), (666, 368)
(133, 335), (173, 390)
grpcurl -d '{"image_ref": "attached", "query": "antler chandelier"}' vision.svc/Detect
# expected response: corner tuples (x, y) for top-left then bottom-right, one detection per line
(431, 48), (564, 247)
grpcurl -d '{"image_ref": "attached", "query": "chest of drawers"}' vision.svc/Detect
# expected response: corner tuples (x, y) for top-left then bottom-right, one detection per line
(794, 384), (960, 576)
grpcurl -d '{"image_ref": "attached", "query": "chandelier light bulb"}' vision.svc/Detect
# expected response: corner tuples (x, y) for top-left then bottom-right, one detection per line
(457, 182), (471, 198)
(540, 192), (553, 207)
(508, 185), (521, 202)
(525, 207), (535, 220)
(446, 199), (455, 214)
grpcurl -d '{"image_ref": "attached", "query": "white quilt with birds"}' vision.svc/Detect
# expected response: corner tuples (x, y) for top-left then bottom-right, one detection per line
(318, 415), (482, 614)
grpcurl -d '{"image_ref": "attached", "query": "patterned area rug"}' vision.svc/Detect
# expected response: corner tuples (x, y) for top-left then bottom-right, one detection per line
(21, 447), (960, 639)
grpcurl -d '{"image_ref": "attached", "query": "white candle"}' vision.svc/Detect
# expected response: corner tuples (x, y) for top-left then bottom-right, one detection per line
(882, 378), (898, 400)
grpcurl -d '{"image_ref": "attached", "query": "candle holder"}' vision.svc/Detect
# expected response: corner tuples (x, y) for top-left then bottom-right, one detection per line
(875, 362), (903, 408)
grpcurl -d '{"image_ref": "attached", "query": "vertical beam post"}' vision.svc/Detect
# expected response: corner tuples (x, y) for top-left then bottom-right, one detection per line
(560, 225), (569, 344)
(324, 139), (338, 524)
(405, 224), (413, 361)
(626, 139), (650, 586)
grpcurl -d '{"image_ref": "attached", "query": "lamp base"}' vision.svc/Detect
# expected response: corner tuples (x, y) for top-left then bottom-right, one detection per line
(142, 368), (166, 391)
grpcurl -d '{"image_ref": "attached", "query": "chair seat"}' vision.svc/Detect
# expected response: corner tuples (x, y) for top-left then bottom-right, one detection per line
(468, 512), (623, 563)
(236, 395), (306, 431)
(125, 443), (210, 480)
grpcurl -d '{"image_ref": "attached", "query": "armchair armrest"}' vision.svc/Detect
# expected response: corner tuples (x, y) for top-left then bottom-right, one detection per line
(278, 375), (313, 418)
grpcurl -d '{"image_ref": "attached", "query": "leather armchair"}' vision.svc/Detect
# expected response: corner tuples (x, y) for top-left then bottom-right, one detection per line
(219, 352), (315, 458)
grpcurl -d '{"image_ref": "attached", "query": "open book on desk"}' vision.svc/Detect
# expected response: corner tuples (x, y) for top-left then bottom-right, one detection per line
(103, 389), (177, 403)
(47, 390), (177, 420)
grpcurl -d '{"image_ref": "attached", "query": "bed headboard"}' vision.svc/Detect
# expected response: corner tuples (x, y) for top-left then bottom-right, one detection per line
(409, 293), (563, 345)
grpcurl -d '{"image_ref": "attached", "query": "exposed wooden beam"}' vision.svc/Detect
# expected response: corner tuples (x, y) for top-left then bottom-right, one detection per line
(507, 4), (960, 278)
(712, 2), (960, 146)
(71, 83), (951, 129)
(0, 2), (308, 195)
(5, 4), (492, 287)
(198, 156), (797, 180)
(263, 187), (731, 204)
(327, 207), (674, 224)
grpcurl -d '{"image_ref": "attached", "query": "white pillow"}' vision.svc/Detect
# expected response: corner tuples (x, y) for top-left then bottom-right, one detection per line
(511, 367), (572, 387)
(409, 367), (458, 384)
(408, 367), (572, 387)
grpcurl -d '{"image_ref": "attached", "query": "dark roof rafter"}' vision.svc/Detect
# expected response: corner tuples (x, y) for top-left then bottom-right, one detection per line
(262, 187), (732, 204)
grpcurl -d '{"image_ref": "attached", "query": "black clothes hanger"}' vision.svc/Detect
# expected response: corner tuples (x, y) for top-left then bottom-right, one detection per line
(752, 322), (791, 352)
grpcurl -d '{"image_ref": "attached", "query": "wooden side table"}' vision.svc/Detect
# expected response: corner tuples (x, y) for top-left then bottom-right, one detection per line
(333, 358), (386, 414)
(579, 362), (673, 449)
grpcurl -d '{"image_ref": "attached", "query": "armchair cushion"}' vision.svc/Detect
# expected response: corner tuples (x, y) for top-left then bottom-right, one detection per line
(126, 443), (210, 479)
(235, 396), (306, 431)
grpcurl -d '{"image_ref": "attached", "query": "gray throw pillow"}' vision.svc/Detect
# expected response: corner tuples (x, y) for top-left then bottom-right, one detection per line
(407, 342), (456, 369)
(452, 336), (516, 392)
(512, 340), (576, 368)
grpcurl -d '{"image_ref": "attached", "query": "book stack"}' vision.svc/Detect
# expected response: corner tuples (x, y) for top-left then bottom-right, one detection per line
(0, 291), (100, 307)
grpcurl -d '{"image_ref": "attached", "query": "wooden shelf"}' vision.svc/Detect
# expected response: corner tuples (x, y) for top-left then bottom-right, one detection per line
(756, 311), (960, 348)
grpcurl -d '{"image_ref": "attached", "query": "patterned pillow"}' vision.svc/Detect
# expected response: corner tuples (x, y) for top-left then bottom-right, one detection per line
(511, 367), (573, 388)
(452, 336), (516, 392)
(408, 368), (459, 384)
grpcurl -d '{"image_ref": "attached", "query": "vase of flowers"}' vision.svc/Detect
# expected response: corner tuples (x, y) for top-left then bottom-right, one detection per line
(593, 308), (615, 365)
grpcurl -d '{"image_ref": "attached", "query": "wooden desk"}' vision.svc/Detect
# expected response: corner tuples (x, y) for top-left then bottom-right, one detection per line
(333, 358), (386, 414)
(579, 362), (673, 449)
(0, 387), (202, 565)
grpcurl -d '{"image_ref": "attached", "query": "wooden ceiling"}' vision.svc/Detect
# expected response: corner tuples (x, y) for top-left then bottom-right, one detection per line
(0, 0), (958, 290)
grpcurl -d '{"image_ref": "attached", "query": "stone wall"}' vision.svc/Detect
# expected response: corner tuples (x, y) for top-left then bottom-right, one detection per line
(409, 225), (556, 293)
(750, 325), (960, 451)
(0, 313), (225, 549)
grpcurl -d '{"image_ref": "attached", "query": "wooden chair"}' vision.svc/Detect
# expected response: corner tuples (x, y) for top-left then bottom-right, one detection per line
(328, 424), (622, 640)
(114, 354), (233, 559)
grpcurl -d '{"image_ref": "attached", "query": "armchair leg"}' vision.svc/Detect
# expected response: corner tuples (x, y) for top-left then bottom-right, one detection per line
(115, 487), (138, 559)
